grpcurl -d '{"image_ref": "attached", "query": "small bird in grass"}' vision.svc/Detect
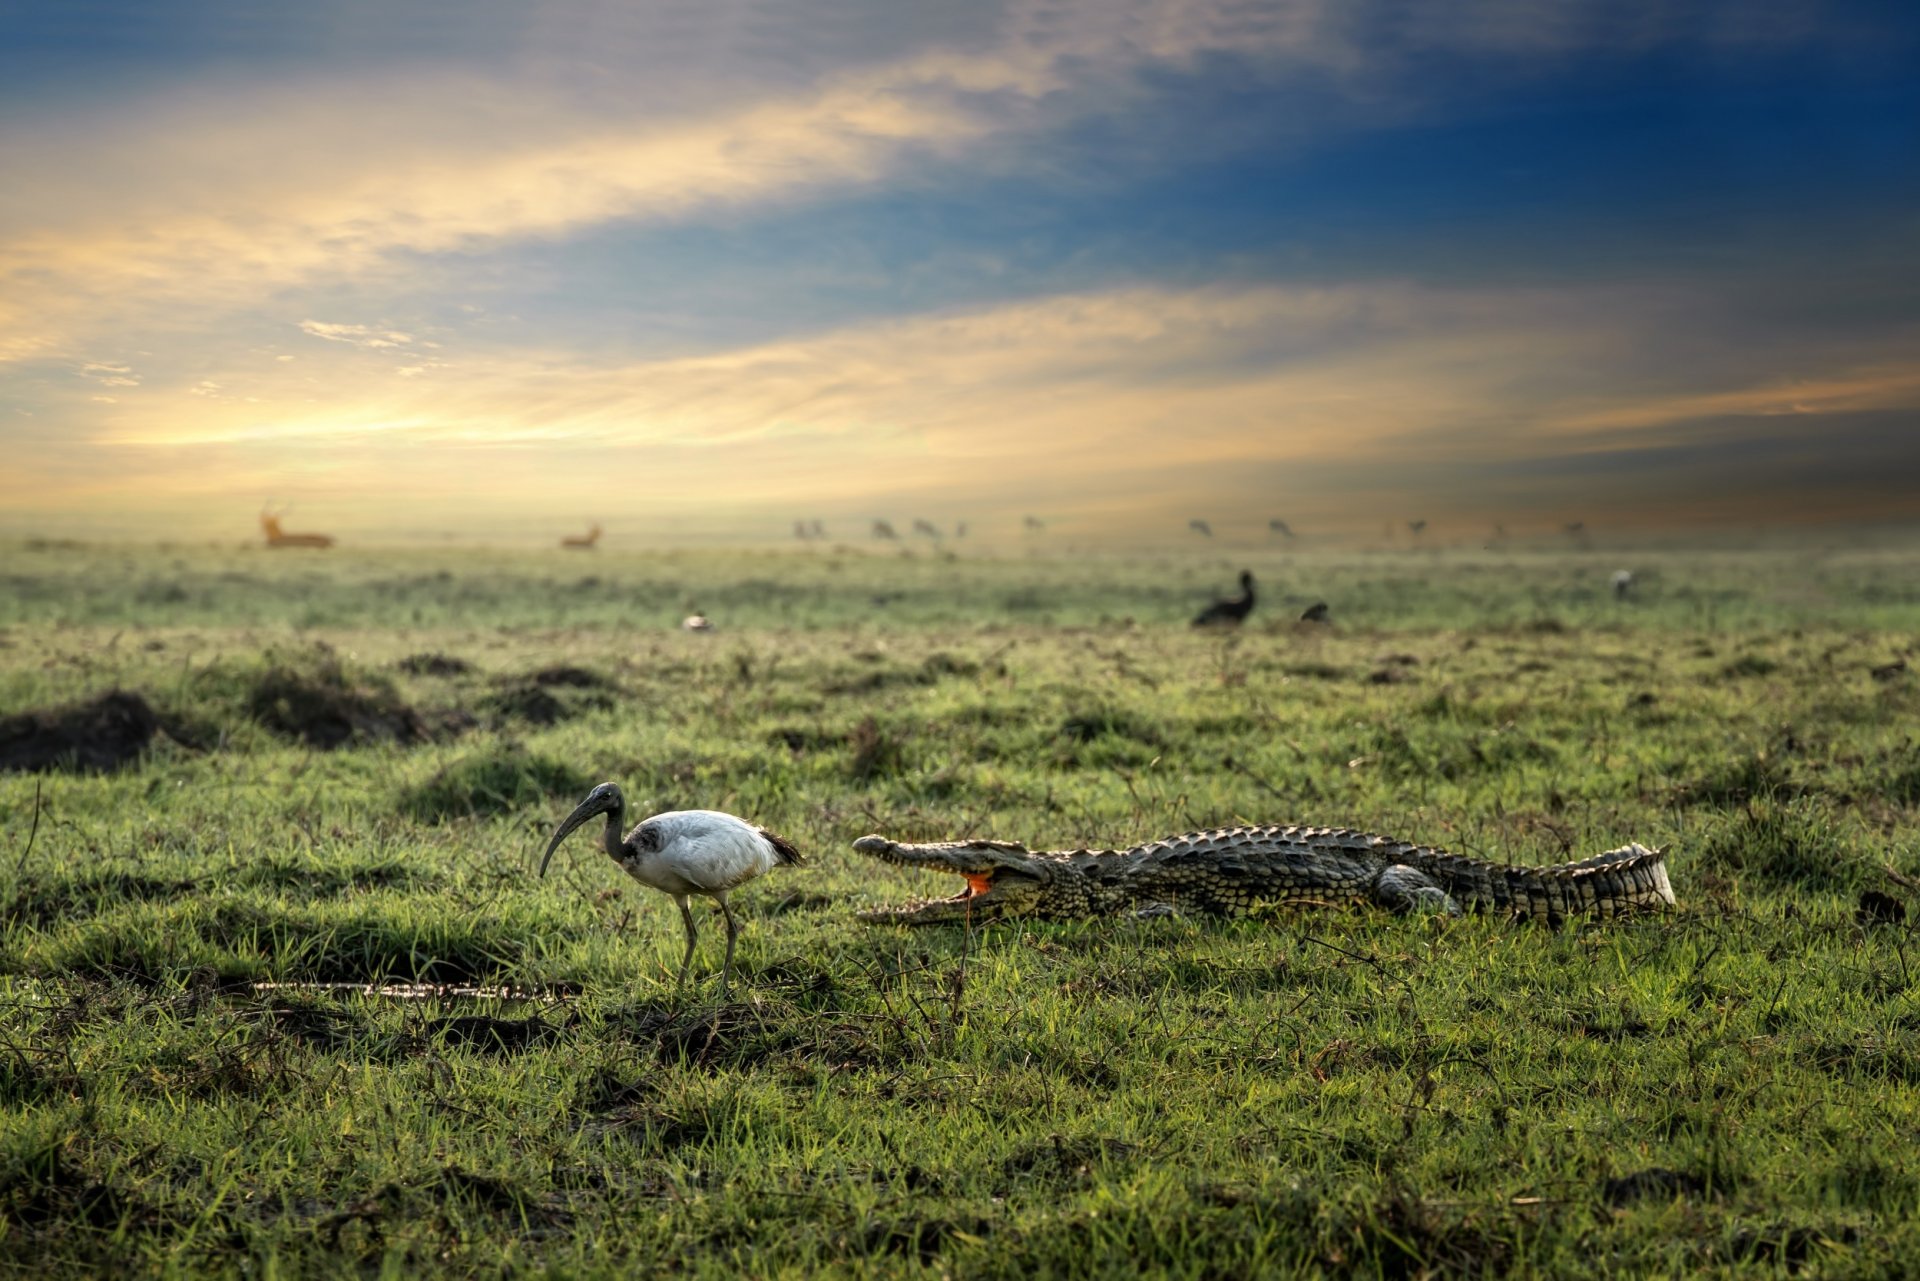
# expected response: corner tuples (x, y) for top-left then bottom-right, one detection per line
(1300, 601), (1330, 623)
(540, 783), (802, 993)
(1192, 570), (1255, 627)
(681, 609), (713, 632)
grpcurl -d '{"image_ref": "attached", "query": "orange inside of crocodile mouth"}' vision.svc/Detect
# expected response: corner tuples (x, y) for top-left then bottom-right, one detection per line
(961, 872), (995, 899)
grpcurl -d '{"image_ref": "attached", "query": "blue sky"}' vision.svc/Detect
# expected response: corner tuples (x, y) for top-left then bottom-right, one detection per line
(1, 0), (1915, 542)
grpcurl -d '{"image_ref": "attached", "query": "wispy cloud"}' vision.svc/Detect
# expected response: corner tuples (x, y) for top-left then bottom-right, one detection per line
(78, 361), (140, 387)
(297, 321), (414, 349)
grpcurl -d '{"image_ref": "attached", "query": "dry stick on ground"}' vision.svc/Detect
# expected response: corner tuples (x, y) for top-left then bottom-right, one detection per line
(12, 778), (43, 878)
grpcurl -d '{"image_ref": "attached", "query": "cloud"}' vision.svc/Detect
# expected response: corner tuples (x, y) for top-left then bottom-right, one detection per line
(1541, 368), (1920, 441)
(297, 321), (414, 349)
(78, 361), (140, 386)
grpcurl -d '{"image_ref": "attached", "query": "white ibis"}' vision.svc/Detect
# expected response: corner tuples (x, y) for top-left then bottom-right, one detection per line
(1611, 569), (1634, 600)
(1192, 570), (1255, 627)
(539, 783), (802, 993)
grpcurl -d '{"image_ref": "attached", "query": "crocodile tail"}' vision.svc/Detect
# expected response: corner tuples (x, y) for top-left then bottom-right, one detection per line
(1526, 842), (1673, 919)
(1420, 842), (1673, 920)
(1560, 842), (1672, 906)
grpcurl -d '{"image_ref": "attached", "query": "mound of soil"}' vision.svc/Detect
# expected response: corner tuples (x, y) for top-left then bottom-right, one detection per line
(528, 665), (611, 689)
(478, 671), (615, 726)
(396, 652), (474, 677)
(400, 746), (590, 820)
(0, 690), (162, 773)
(249, 661), (431, 749)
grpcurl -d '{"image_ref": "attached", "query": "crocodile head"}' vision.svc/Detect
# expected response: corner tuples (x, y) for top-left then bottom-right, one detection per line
(852, 834), (1067, 923)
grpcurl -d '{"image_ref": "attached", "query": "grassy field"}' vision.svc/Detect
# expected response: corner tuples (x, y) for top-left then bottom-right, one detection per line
(2, 538), (1919, 1277)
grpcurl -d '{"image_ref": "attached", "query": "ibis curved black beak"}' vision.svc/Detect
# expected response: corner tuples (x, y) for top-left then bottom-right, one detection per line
(539, 788), (621, 878)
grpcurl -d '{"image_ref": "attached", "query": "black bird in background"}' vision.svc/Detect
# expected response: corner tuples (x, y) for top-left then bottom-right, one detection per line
(1193, 570), (1256, 627)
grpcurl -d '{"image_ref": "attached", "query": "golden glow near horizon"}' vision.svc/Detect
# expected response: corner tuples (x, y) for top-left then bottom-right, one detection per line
(3, 0), (1916, 542)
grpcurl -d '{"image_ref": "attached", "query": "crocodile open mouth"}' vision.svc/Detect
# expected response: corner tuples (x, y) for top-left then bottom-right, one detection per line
(856, 866), (1024, 922)
(851, 834), (1045, 922)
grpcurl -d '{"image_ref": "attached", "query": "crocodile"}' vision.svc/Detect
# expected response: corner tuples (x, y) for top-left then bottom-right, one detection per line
(852, 825), (1673, 924)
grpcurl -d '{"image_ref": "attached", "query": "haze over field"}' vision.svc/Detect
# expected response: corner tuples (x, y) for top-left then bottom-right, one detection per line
(2, 1), (1916, 543)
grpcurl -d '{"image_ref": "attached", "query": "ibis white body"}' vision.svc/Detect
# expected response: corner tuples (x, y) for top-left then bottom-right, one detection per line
(615, 809), (791, 898)
(540, 783), (802, 992)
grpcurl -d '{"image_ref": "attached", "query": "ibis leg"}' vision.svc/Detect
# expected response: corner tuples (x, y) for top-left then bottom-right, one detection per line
(674, 896), (698, 990)
(718, 896), (741, 996)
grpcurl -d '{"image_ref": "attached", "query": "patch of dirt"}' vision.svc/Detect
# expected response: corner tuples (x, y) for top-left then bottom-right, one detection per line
(1603, 1167), (1709, 1205)
(2, 871), (188, 929)
(1060, 709), (1158, 743)
(0, 1143), (178, 1236)
(1341, 1191), (1516, 1277)
(254, 998), (377, 1052)
(477, 671), (615, 726)
(1858, 889), (1907, 927)
(527, 665), (613, 689)
(399, 745), (591, 820)
(611, 1000), (883, 1073)
(754, 890), (839, 916)
(396, 652), (474, 676)
(768, 725), (833, 753)
(860, 1216), (991, 1264)
(426, 1013), (569, 1054)
(478, 682), (570, 724)
(248, 656), (433, 749)
(575, 1067), (659, 1114)
(0, 690), (165, 773)
(1000, 1135), (1137, 1185)
(319, 1165), (572, 1250)
(1724, 1223), (1857, 1272)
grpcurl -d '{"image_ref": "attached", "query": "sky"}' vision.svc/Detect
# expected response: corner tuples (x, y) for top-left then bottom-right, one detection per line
(1, 0), (1916, 544)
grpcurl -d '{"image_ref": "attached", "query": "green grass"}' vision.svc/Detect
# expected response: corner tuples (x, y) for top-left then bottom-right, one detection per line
(1, 540), (1919, 1276)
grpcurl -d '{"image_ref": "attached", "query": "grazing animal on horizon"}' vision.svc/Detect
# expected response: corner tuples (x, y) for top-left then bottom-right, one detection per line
(541, 783), (802, 992)
(1269, 519), (1295, 539)
(1407, 519), (1428, 537)
(1189, 519), (1213, 538)
(1193, 570), (1255, 627)
(872, 519), (898, 540)
(562, 523), (602, 550)
(912, 518), (942, 540)
(1024, 515), (1046, 533)
(1300, 602), (1330, 623)
(259, 509), (334, 549)
(810, 519), (828, 540)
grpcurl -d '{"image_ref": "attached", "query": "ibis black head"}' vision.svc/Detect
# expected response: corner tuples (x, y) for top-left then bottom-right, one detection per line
(539, 781), (627, 878)
(1239, 570), (1254, 591)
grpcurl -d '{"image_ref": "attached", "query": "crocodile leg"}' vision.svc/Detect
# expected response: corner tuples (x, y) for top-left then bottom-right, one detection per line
(1371, 864), (1460, 915)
